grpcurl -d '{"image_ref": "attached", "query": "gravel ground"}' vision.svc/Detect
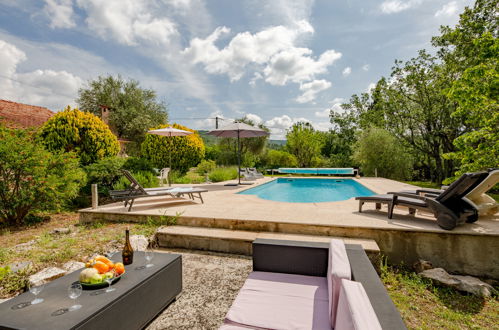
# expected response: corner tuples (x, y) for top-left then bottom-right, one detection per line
(146, 249), (252, 330)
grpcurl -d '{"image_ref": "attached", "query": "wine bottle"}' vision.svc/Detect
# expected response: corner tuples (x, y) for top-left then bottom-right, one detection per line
(122, 227), (134, 265)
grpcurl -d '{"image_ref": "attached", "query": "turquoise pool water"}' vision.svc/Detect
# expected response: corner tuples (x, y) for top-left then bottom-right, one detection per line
(279, 168), (355, 175)
(239, 178), (374, 203)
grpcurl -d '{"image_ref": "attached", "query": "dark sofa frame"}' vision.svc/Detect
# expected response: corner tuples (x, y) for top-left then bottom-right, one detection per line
(252, 239), (406, 330)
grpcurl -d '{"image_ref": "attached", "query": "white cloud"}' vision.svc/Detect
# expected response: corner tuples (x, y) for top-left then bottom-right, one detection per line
(43, 0), (76, 29)
(435, 1), (458, 17)
(380, 0), (422, 14)
(342, 67), (351, 77)
(183, 22), (341, 87)
(295, 79), (331, 103)
(264, 114), (311, 139)
(0, 39), (83, 110)
(244, 113), (263, 124)
(315, 97), (344, 118)
(366, 82), (376, 93)
(264, 48), (341, 86)
(76, 0), (178, 46)
(362, 64), (370, 71)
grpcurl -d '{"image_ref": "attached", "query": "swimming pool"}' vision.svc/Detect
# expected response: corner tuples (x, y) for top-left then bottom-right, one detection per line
(278, 168), (356, 175)
(239, 178), (374, 203)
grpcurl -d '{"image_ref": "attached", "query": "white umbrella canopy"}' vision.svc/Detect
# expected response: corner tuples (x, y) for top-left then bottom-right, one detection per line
(147, 126), (193, 186)
(147, 127), (193, 137)
(208, 122), (269, 185)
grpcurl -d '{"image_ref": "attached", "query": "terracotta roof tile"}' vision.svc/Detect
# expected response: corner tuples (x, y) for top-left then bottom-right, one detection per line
(0, 99), (55, 128)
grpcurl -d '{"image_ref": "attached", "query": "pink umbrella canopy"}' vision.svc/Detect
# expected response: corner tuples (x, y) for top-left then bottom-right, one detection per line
(207, 122), (269, 138)
(208, 122), (269, 185)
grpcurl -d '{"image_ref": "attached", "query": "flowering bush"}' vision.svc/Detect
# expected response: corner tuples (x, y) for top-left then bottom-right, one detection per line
(39, 106), (120, 165)
(0, 127), (86, 226)
(141, 123), (205, 174)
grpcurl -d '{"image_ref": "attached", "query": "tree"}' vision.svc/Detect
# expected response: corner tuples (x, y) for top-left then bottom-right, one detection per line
(353, 127), (413, 180)
(141, 123), (205, 174)
(0, 127), (85, 226)
(285, 122), (324, 167)
(39, 106), (120, 165)
(77, 75), (168, 143)
(445, 33), (499, 175)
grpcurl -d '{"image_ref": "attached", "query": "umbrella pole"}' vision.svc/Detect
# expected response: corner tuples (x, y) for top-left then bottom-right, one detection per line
(169, 133), (172, 187)
(237, 131), (241, 185)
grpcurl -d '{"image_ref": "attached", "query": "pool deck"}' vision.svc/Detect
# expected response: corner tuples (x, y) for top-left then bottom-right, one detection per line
(79, 176), (499, 278)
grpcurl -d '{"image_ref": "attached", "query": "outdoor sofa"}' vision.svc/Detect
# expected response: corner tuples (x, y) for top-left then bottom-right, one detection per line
(110, 170), (207, 211)
(356, 171), (491, 230)
(220, 239), (406, 330)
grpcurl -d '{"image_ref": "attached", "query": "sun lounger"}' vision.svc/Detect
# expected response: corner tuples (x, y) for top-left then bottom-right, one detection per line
(247, 168), (264, 179)
(110, 170), (207, 211)
(239, 168), (257, 181)
(356, 171), (489, 230)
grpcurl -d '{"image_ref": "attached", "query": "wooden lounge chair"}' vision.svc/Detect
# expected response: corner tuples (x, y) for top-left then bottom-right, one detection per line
(356, 171), (489, 230)
(110, 170), (207, 211)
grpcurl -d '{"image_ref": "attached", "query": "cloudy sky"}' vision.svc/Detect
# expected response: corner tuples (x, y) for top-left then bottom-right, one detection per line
(0, 0), (472, 138)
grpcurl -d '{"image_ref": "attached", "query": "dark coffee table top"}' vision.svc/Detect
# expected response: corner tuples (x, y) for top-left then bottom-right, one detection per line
(0, 252), (181, 330)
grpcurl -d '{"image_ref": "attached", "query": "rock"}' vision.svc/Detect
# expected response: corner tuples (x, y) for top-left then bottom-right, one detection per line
(130, 235), (149, 251)
(8, 261), (33, 273)
(483, 278), (499, 287)
(413, 259), (433, 273)
(14, 240), (36, 252)
(452, 275), (494, 297)
(62, 261), (85, 273)
(50, 227), (71, 235)
(29, 267), (66, 286)
(420, 268), (493, 297)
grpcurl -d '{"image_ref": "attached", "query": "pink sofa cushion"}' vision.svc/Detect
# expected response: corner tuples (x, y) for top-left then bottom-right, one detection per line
(224, 271), (331, 330)
(335, 279), (381, 330)
(327, 239), (351, 328)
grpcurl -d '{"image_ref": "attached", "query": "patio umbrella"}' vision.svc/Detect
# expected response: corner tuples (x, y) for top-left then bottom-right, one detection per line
(147, 126), (193, 186)
(208, 122), (269, 185)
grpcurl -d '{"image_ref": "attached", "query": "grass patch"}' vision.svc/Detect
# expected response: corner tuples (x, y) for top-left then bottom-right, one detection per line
(402, 181), (441, 189)
(381, 264), (499, 329)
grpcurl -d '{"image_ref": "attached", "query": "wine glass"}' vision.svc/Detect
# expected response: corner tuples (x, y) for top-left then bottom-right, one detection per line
(144, 248), (154, 268)
(105, 273), (116, 293)
(68, 283), (82, 311)
(28, 283), (44, 305)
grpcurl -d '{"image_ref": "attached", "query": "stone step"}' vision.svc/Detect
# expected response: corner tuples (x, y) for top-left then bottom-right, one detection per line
(155, 225), (380, 256)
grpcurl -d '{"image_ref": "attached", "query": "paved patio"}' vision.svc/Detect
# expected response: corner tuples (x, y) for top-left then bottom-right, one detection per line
(82, 177), (499, 235)
(80, 177), (499, 278)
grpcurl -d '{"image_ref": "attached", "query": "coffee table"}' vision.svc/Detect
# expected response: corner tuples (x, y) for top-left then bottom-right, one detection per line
(0, 252), (182, 330)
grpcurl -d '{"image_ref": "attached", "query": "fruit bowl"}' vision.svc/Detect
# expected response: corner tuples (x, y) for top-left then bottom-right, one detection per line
(80, 273), (123, 290)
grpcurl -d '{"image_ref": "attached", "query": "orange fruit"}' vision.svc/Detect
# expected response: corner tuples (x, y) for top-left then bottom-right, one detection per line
(114, 262), (125, 275)
(93, 261), (110, 274)
(95, 256), (113, 267)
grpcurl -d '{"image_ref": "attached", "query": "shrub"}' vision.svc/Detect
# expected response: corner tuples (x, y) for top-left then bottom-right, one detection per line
(83, 157), (126, 195)
(39, 106), (120, 165)
(263, 149), (298, 168)
(123, 157), (156, 174)
(141, 123), (205, 174)
(353, 127), (413, 180)
(0, 127), (86, 226)
(196, 159), (216, 175)
(208, 167), (238, 182)
(112, 171), (159, 190)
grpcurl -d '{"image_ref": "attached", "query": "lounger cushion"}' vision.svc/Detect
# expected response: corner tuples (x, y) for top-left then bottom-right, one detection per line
(335, 279), (381, 330)
(224, 271), (330, 330)
(328, 239), (351, 328)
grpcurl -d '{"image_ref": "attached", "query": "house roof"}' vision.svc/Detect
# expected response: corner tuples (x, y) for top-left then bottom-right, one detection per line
(0, 99), (55, 128)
